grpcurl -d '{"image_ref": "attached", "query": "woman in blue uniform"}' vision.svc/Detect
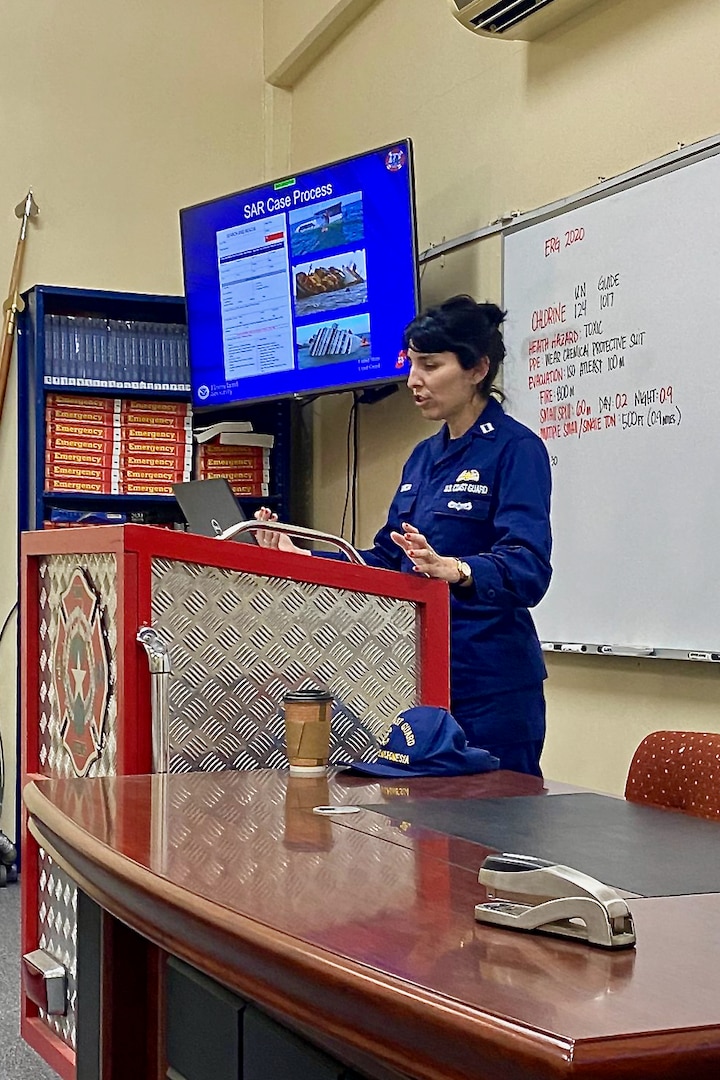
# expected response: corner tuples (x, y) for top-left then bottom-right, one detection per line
(256, 295), (552, 775)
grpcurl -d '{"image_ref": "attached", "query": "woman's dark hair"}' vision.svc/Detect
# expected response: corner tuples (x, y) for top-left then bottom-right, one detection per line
(402, 295), (506, 399)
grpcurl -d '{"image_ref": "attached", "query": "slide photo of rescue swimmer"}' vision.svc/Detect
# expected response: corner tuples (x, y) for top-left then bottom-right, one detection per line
(293, 249), (368, 319)
(289, 191), (364, 259)
(296, 313), (372, 368)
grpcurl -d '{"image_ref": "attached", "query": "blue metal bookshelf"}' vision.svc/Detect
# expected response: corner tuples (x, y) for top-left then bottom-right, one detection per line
(17, 285), (293, 533)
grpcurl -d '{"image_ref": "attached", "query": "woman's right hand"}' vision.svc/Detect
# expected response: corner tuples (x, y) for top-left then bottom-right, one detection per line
(253, 507), (308, 555)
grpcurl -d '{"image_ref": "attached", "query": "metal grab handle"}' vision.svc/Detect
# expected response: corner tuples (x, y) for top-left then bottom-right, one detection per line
(217, 519), (367, 566)
(136, 626), (172, 774)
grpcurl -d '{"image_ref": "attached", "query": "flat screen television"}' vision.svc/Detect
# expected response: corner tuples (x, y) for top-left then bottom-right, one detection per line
(179, 139), (419, 409)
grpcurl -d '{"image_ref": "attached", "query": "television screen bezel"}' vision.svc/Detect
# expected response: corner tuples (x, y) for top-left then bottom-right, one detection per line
(179, 138), (420, 411)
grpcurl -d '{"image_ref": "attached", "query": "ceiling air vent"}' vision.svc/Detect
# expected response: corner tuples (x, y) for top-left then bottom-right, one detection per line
(447, 0), (603, 40)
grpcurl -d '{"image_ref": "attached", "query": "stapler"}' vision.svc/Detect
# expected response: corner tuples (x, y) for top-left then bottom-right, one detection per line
(475, 853), (636, 949)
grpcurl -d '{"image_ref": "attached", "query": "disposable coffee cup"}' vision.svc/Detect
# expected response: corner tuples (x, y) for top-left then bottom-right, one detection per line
(283, 689), (333, 775)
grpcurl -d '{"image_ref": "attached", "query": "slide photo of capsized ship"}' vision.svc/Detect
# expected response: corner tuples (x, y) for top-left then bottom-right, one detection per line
(293, 249), (368, 318)
(289, 191), (364, 259)
(296, 313), (372, 369)
(295, 203), (343, 234)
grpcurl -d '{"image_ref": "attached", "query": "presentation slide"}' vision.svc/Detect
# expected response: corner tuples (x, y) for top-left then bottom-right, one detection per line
(181, 141), (417, 408)
(216, 215), (294, 381)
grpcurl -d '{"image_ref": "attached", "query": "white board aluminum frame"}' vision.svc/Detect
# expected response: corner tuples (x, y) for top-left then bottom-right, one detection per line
(419, 132), (720, 265)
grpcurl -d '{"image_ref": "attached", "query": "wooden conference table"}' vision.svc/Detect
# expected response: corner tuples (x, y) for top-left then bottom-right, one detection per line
(23, 768), (720, 1080)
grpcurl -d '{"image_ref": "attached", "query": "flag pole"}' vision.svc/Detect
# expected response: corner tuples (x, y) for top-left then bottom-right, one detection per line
(0, 191), (40, 422)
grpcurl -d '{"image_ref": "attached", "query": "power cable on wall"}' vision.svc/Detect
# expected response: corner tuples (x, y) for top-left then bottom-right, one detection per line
(0, 600), (18, 812)
(341, 392), (360, 544)
(352, 393), (359, 547)
(341, 383), (400, 546)
(0, 601), (19, 884)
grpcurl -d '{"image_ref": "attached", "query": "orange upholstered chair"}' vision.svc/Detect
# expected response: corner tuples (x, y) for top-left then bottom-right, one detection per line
(624, 730), (720, 821)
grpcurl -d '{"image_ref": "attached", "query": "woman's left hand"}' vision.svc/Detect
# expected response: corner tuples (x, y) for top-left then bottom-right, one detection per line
(253, 507), (308, 555)
(390, 522), (460, 583)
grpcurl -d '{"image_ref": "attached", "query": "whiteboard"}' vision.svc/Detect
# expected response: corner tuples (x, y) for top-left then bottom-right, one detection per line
(502, 146), (720, 659)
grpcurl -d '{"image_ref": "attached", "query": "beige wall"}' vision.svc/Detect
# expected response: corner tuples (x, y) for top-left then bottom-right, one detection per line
(0, 0), (266, 836)
(279, 0), (720, 795)
(264, 0), (379, 86)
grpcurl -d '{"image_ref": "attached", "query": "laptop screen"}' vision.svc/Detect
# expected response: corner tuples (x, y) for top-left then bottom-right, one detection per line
(172, 478), (257, 543)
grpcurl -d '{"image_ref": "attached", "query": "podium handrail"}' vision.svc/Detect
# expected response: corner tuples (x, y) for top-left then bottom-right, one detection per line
(217, 520), (367, 566)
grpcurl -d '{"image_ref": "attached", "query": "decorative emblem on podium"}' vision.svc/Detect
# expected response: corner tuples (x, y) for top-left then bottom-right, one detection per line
(52, 567), (112, 777)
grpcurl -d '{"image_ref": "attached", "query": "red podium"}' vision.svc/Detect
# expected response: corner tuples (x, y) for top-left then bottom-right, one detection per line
(20, 525), (450, 1078)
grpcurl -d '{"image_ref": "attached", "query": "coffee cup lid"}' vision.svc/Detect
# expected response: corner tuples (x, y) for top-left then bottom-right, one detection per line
(283, 688), (333, 704)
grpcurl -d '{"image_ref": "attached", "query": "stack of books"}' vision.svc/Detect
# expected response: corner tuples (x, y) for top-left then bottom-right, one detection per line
(43, 509), (129, 530)
(45, 394), (193, 495)
(193, 422), (274, 499)
(43, 509), (179, 529)
(43, 315), (190, 391)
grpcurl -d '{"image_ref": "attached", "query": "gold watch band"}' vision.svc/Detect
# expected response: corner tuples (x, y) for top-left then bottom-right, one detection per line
(455, 559), (472, 586)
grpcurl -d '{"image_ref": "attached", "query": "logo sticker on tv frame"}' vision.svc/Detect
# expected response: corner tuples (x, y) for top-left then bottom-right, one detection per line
(385, 147), (406, 172)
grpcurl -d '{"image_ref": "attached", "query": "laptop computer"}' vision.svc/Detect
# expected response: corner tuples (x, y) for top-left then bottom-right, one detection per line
(172, 478), (257, 544)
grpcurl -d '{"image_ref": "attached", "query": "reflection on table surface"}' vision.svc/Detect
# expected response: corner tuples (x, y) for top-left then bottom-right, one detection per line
(25, 767), (720, 1042)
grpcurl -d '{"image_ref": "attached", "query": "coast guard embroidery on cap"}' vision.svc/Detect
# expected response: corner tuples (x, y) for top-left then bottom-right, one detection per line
(480, 422), (494, 434)
(375, 712), (416, 765)
(455, 469), (480, 482)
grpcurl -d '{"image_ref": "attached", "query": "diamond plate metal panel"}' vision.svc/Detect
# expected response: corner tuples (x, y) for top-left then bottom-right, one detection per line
(151, 559), (419, 773)
(37, 847), (78, 1049)
(34, 553), (118, 1051)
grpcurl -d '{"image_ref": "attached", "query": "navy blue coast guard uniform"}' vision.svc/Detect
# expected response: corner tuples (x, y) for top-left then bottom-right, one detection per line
(360, 397), (552, 775)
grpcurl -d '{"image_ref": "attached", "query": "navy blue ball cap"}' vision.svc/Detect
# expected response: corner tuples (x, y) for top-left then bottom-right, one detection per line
(349, 706), (499, 778)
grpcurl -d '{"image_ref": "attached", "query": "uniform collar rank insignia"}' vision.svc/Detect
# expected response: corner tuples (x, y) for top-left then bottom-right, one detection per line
(479, 422), (494, 434)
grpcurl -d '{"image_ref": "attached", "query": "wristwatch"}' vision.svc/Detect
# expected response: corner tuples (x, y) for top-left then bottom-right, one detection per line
(455, 559), (472, 586)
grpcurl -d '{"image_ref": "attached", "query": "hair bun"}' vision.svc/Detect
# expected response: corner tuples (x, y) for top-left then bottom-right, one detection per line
(402, 294), (506, 399)
(478, 302), (506, 331)
(439, 296), (505, 332)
